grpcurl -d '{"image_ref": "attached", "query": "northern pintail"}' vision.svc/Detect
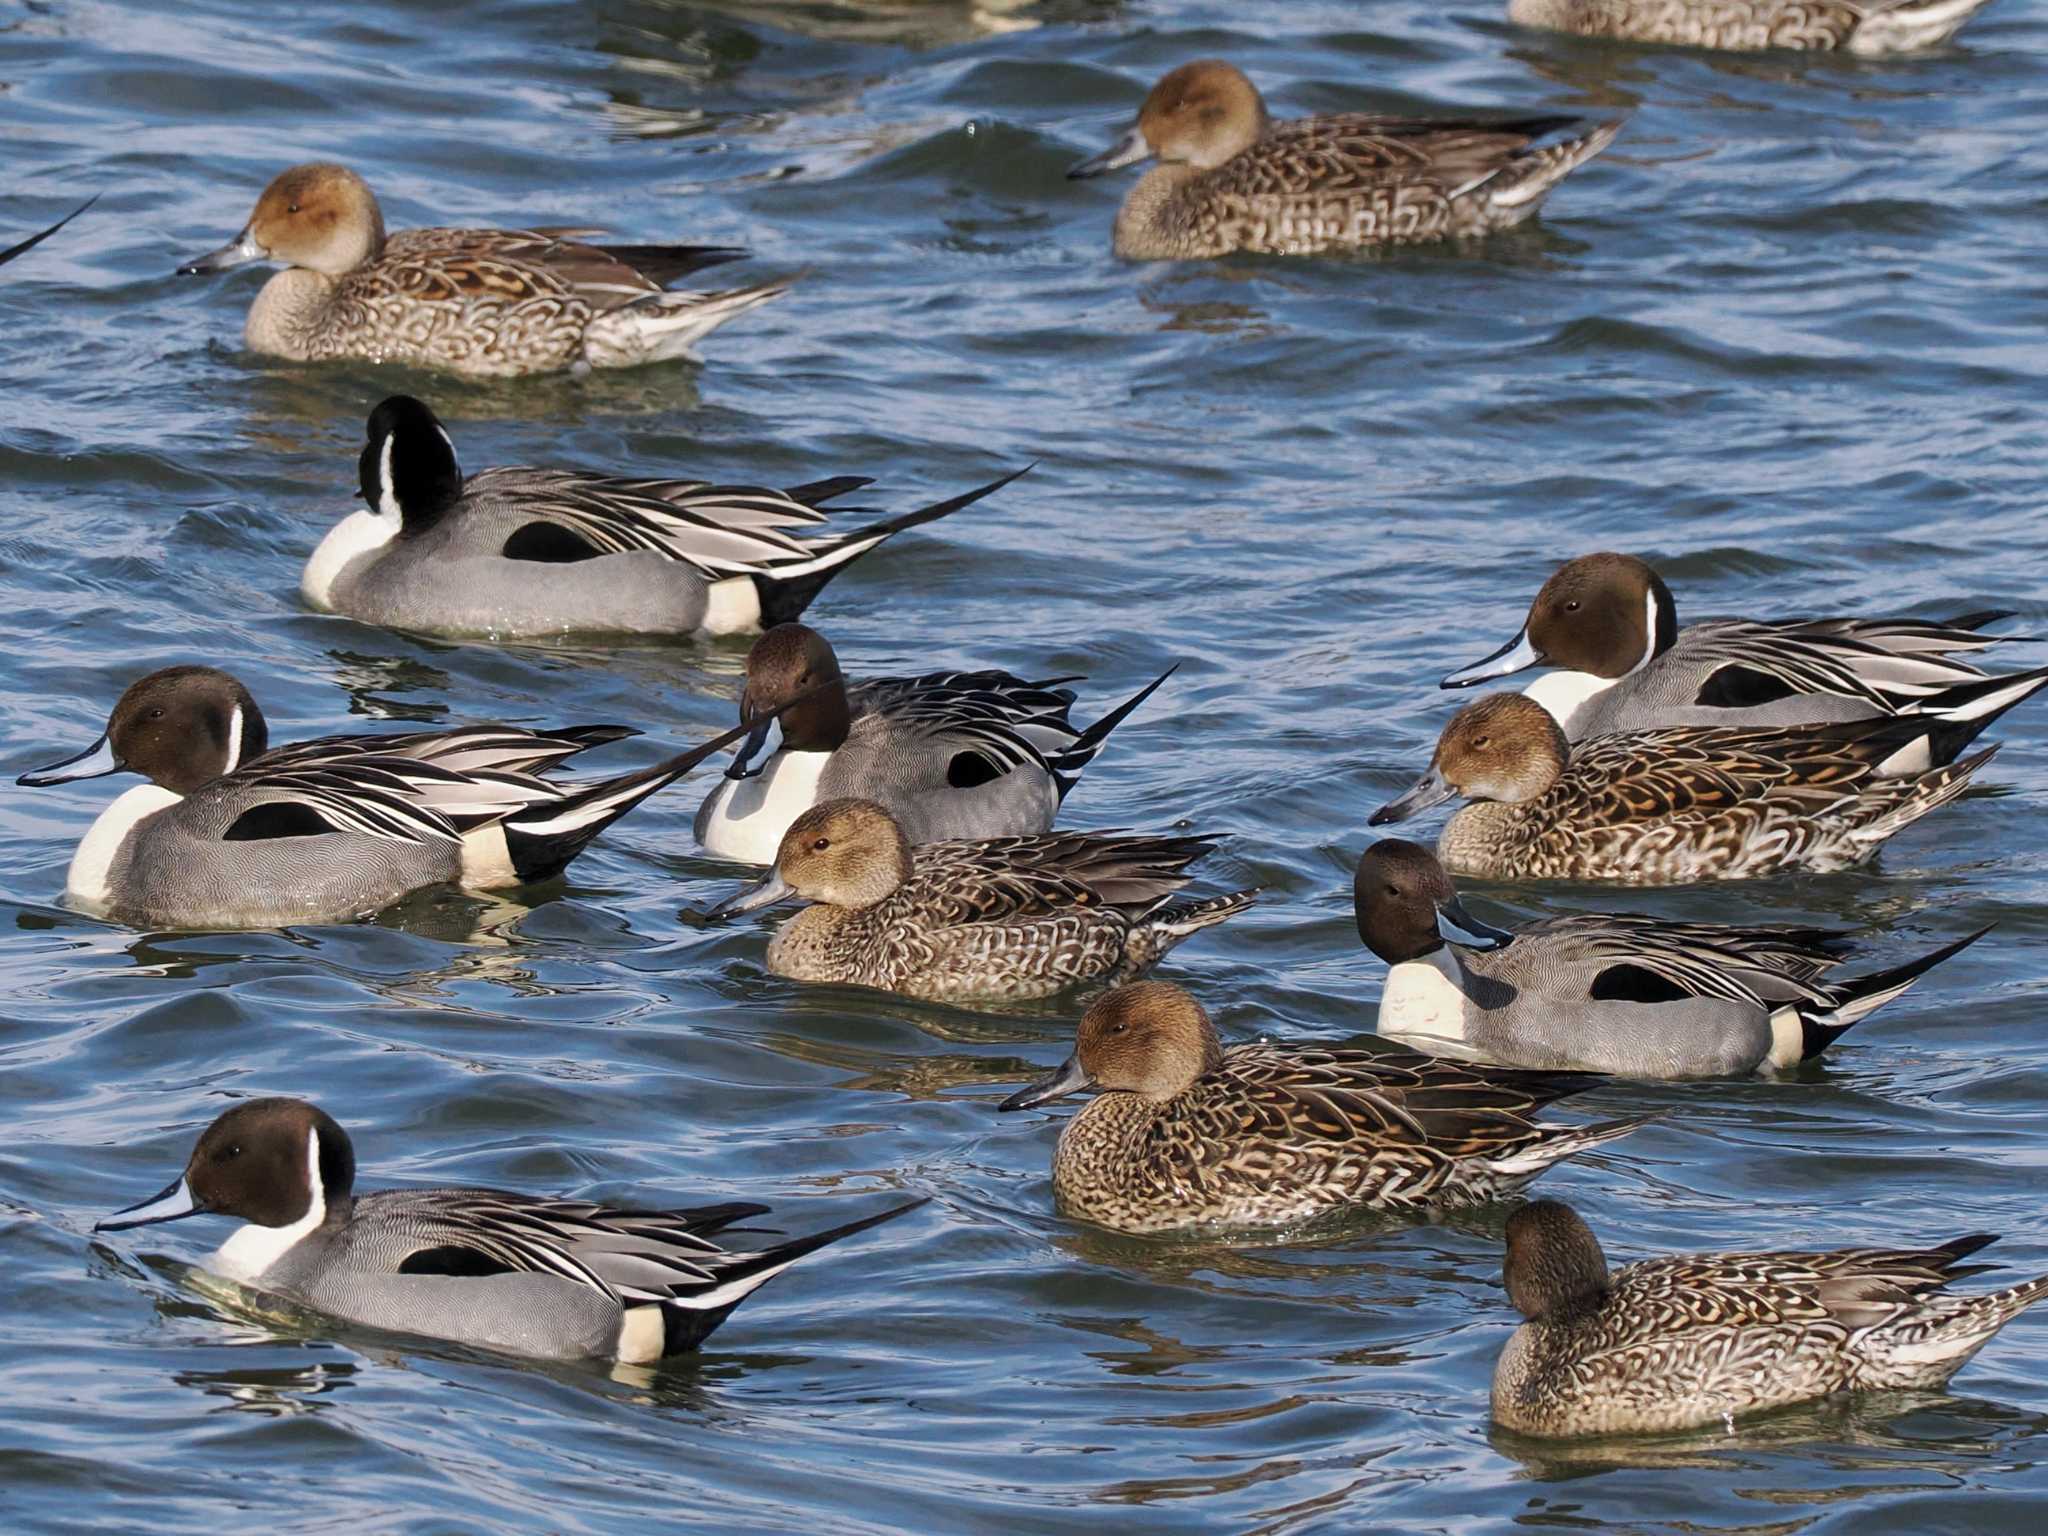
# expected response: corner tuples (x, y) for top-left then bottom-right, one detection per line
(2, 194), (96, 269)
(1370, 693), (1994, 884)
(704, 799), (1253, 1001)
(1354, 839), (1986, 1078)
(1067, 59), (1622, 260)
(96, 1097), (922, 1363)
(179, 163), (788, 376)
(16, 665), (769, 929)
(998, 983), (1644, 1233)
(307, 397), (1022, 640)
(1443, 552), (2047, 773)
(1506, 0), (1997, 54)
(694, 623), (1168, 864)
(1494, 1199), (2048, 1438)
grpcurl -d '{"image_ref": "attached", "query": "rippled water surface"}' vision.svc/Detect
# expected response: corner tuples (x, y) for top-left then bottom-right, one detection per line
(6, 0), (2048, 1530)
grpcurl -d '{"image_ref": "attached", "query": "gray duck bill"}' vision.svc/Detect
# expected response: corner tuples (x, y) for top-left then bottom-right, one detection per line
(1441, 627), (1542, 689)
(1068, 124), (1151, 180)
(1436, 894), (1513, 950)
(176, 228), (265, 276)
(724, 715), (783, 781)
(1369, 765), (1456, 826)
(703, 870), (796, 921)
(97, 1175), (203, 1232)
(998, 1054), (1093, 1112)
(18, 732), (124, 786)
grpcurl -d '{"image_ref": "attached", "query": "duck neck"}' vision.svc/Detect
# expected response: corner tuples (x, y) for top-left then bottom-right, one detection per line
(1050, 1091), (1172, 1216)
(764, 902), (887, 983)
(1112, 164), (1209, 261)
(245, 268), (338, 360)
(1437, 801), (1532, 877)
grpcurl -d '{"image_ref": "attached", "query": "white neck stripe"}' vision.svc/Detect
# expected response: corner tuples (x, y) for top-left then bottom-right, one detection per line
(222, 704), (245, 776)
(376, 433), (401, 520)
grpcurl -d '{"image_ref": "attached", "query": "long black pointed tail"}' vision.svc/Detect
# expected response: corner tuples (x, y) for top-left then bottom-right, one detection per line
(1798, 925), (1993, 1059)
(1911, 665), (2048, 765)
(2, 193), (98, 268)
(661, 1197), (927, 1354)
(1047, 664), (1179, 802)
(750, 464), (1032, 626)
(500, 706), (807, 881)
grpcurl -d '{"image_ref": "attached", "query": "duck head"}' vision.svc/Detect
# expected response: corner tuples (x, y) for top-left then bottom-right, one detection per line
(1353, 839), (1514, 964)
(359, 395), (464, 534)
(180, 162), (387, 278)
(19, 665), (268, 794)
(705, 797), (911, 919)
(1503, 1199), (1611, 1322)
(97, 1097), (356, 1234)
(726, 623), (854, 781)
(1000, 981), (1227, 1110)
(1069, 59), (1272, 179)
(1444, 553), (1678, 689)
(1369, 694), (1569, 825)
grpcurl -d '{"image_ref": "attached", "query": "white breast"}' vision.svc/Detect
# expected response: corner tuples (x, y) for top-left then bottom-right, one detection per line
(1523, 670), (1616, 736)
(1376, 949), (1475, 1055)
(209, 1127), (326, 1284)
(302, 509), (398, 609)
(66, 784), (182, 908)
(696, 751), (830, 863)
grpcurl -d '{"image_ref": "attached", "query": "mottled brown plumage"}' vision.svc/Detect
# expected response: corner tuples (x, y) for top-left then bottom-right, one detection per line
(1506, 0), (1996, 54)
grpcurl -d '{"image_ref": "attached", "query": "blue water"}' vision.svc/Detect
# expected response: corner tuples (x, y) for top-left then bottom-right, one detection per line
(5, 0), (2048, 1530)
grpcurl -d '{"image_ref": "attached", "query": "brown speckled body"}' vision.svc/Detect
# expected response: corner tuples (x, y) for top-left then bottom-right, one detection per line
(1045, 1043), (1640, 1234)
(1495, 1241), (2048, 1437)
(1506, 0), (1995, 53)
(1111, 116), (1621, 260)
(1436, 723), (1992, 884)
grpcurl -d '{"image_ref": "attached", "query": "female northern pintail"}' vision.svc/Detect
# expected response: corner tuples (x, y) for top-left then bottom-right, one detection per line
(306, 397), (1021, 640)
(16, 665), (765, 928)
(998, 983), (1644, 1233)
(1443, 552), (2047, 773)
(1354, 839), (1986, 1078)
(1067, 59), (1622, 260)
(694, 622), (1169, 864)
(179, 163), (788, 377)
(704, 799), (1253, 1001)
(1494, 1199), (2048, 1438)
(97, 1098), (921, 1363)
(1506, 0), (1997, 54)
(1370, 693), (1994, 884)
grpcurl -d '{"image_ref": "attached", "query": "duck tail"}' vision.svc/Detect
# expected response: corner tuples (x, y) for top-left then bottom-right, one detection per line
(1126, 888), (1257, 971)
(1495, 1114), (1654, 1181)
(1854, 745), (1998, 847)
(1908, 666), (2048, 763)
(1045, 665), (1178, 802)
(1867, 1270), (2048, 1389)
(659, 1198), (927, 1355)
(590, 242), (748, 285)
(748, 465), (1032, 627)
(498, 713), (773, 881)
(582, 275), (795, 368)
(1848, 0), (1998, 54)
(1481, 118), (1624, 215)
(1794, 925), (1992, 1059)
(1, 192), (98, 268)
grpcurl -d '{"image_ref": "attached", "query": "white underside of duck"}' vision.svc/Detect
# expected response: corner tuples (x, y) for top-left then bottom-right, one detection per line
(700, 576), (764, 636)
(1377, 949), (1476, 1055)
(66, 784), (182, 907)
(1521, 670), (1615, 735)
(302, 509), (398, 610)
(697, 750), (831, 863)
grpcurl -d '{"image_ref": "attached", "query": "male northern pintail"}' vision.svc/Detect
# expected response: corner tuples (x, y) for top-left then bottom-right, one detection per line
(307, 397), (1022, 640)
(96, 1098), (921, 1363)
(1354, 839), (1986, 1078)
(694, 622), (1169, 864)
(1067, 59), (1622, 260)
(1506, 0), (1997, 54)
(16, 665), (768, 928)
(1443, 552), (2047, 773)
(1370, 693), (1994, 884)
(1493, 1199), (2048, 1438)
(703, 799), (1253, 1000)
(179, 163), (788, 376)
(998, 983), (1643, 1233)
(2, 194), (96, 270)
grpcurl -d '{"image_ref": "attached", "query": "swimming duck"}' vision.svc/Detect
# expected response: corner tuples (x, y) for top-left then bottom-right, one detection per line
(97, 1097), (922, 1363)
(704, 800), (1253, 1001)
(1067, 59), (1622, 260)
(1354, 839), (1987, 1077)
(1505, 0), (1997, 55)
(16, 665), (769, 928)
(306, 396), (1022, 640)
(694, 623), (1168, 864)
(998, 982), (1643, 1233)
(1443, 552), (2047, 772)
(179, 163), (788, 376)
(1494, 1199), (2048, 1437)
(1370, 693), (1994, 884)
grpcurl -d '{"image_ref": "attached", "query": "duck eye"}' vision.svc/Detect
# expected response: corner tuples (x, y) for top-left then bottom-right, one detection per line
(215, 1143), (241, 1162)
(811, 836), (830, 851)
(287, 202), (301, 214)
(1385, 884), (1399, 899)
(1108, 1021), (1126, 1034)
(1563, 600), (1581, 613)
(1472, 734), (1491, 750)
(148, 707), (165, 721)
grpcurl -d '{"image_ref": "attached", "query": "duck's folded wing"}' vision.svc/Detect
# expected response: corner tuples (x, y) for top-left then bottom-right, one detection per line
(1560, 723), (1890, 822)
(1219, 1043), (1597, 1130)
(904, 830), (1220, 922)
(1221, 113), (1593, 196)
(256, 723), (638, 779)
(217, 760), (468, 846)
(1680, 617), (1997, 712)
(1613, 1236), (1998, 1332)
(855, 671), (1085, 781)
(1516, 915), (1843, 1005)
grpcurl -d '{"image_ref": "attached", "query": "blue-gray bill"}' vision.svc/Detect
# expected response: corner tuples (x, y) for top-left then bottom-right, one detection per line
(177, 227), (265, 276)
(97, 1175), (203, 1232)
(1436, 894), (1513, 951)
(1442, 627), (1542, 688)
(703, 870), (797, 921)
(998, 1054), (1093, 1111)
(724, 715), (783, 781)
(1369, 765), (1456, 826)
(17, 732), (123, 786)
(1068, 124), (1151, 181)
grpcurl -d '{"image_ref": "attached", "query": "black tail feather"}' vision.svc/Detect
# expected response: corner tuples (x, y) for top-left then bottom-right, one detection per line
(1048, 664), (1178, 801)
(1, 193), (98, 268)
(596, 242), (749, 286)
(1915, 666), (2048, 764)
(783, 474), (876, 507)
(1800, 925), (1992, 1058)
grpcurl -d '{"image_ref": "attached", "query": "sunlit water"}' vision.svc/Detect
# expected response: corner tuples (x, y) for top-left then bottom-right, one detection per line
(4, 0), (2048, 1530)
